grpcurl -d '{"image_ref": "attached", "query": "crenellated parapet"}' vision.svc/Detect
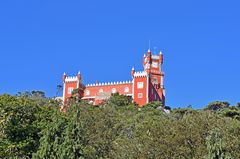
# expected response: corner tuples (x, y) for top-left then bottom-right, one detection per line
(133, 71), (147, 77)
(62, 47), (165, 106)
(86, 80), (133, 87)
(65, 76), (78, 82)
(151, 55), (160, 60)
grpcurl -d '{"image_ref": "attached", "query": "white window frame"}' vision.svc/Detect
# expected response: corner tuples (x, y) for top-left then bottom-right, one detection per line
(85, 90), (90, 96)
(138, 93), (143, 98)
(68, 87), (74, 95)
(112, 88), (117, 94)
(137, 82), (144, 89)
(124, 87), (129, 93)
(99, 88), (103, 93)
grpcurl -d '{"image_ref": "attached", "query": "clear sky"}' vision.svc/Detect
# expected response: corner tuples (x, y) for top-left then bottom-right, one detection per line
(0, 0), (239, 108)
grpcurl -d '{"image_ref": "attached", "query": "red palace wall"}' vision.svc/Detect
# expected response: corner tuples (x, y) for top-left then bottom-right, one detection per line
(82, 82), (132, 105)
(63, 81), (78, 104)
(133, 75), (148, 106)
(62, 48), (165, 106)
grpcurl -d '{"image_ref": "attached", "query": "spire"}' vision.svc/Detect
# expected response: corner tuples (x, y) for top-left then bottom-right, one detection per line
(62, 72), (67, 82)
(159, 51), (163, 55)
(77, 71), (81, 80)
(131, 67), (135, 77)
(148, 48), (151, 53)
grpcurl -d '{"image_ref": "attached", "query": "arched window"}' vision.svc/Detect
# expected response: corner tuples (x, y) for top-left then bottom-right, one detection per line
(85, 90), (90, 95)
(112, 88), (117, 94)
(124, 87), (129, 93)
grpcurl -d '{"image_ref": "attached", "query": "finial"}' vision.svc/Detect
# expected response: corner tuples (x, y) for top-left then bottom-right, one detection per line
(78, 71), (81, 74)
(159, 51), (163, 55)
(132, 67), (135, 70)
(143, 54), (146, 57)
(63, 72), (66, 75)
(148, 48), (151, 52)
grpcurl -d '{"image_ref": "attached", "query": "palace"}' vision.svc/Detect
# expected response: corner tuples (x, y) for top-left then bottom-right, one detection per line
(62, 49), (165, 106)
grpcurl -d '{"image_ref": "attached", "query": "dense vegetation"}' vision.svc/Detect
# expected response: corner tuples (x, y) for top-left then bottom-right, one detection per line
(1, 91), (240, 158)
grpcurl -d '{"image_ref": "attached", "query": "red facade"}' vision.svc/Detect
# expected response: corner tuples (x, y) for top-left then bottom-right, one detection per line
(62, 49), (165, 106)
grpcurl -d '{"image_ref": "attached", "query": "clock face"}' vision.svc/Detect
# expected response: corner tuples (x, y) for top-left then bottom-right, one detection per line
(152, 62), (158, 68)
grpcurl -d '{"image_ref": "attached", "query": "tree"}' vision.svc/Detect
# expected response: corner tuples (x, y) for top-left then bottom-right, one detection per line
(141, 101), (163, 110)
(0, 94), (56, 159)
(206, 128), (232, 159)
(236, 102), (240, 108)
(205, 101), (230, 111)
(59, 106), (84, 159)
(32, 110), (68, 159)
(108, 92), (132, 107)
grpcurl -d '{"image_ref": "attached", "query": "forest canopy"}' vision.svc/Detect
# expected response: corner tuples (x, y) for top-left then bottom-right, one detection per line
(0, 92), (240, 159)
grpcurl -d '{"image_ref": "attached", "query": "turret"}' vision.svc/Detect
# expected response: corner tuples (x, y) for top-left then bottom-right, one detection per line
(159, 51), (163, 65)
(62, 72), (67, 82)
(131, 67), (135, 77)
(77, 71), (81, 81)
(147, 49), (151, 62)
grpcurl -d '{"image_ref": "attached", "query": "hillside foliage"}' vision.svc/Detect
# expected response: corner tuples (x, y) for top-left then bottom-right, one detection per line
(0, 92), (240, 158)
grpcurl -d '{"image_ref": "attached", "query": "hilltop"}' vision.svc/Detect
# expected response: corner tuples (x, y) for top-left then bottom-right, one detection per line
(0, 91), (240, 158)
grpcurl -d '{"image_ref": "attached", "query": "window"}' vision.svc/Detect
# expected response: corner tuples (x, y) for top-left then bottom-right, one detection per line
(85, 90), (90, 95)
(99, 89), (103, 93)
(153, 78), (158, 83)
(112, 88), (117, 94)
(68, 87), (74, 94)
(137, 82), (144, 89)
(138, 93), (143, 98)
(124, 87), (129, 93)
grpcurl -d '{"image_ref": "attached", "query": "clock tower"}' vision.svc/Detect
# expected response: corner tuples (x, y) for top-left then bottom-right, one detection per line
(142, 49), (165, 103)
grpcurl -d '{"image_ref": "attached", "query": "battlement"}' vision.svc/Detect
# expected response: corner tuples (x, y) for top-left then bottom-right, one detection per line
(133, 71), (147, 77)
(62, 47), (165, 106)
(65, 76), (78, 82)
(151, 55), (160, 60)
(86, 80), (133, 87)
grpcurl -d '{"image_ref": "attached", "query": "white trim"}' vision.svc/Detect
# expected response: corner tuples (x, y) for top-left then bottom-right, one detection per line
(137, 82), (144, 89)
(133, 71), (147, 77)
(124, 86), (129, 93)
(85, 90), (90, 96)
(146, 76), (149, 103)
(151, 55), (160, 60)
(86, 80), (132, 87)
(82, 96), (96, 99)
(63, 81), (66, 103)
(132, 79), (134, 100)
(161, 75), (164, 88)
(77, 80), (79, 88)
(138, 93), (143, 98)
(65, 76), (78, 82)
(67, 87), (74, 95)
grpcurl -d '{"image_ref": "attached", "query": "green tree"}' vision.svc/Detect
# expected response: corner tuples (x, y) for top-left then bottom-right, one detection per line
(205, 101), (230, 111)
(0, 94), (56, 158)
(32, 110), (67, 159)
(206, 128), (232, 159)
(59, 106), (84, 159)
(108, 92), (132, 106)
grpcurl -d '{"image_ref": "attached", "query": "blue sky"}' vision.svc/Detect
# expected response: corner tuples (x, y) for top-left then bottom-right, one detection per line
(0, 0), (239, 108)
